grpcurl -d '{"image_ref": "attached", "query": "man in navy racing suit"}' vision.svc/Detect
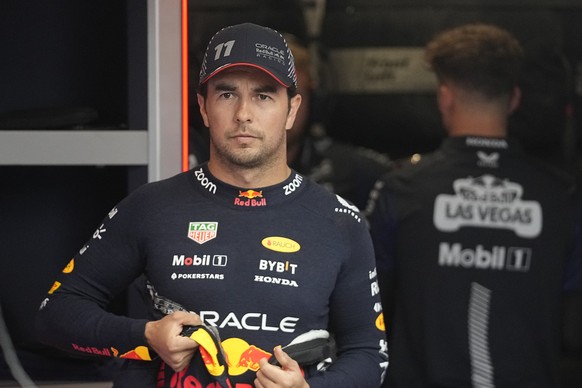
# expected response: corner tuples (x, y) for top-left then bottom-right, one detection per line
(35, 23), (387, 387)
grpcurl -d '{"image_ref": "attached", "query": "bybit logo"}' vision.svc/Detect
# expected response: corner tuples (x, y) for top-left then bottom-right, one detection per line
(258, 259), (297, 274)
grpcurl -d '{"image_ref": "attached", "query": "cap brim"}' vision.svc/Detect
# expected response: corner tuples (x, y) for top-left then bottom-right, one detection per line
(200, 63), (291, 88)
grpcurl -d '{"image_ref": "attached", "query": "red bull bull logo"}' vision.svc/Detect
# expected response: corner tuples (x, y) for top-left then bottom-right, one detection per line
(163, 336), (294, 388)
(193, 335), (272, 376)
(238, 190), (262, 199)
(222, 338), (271, 376)
(236, 345), (272, 372)
(235, 190), (266, 207)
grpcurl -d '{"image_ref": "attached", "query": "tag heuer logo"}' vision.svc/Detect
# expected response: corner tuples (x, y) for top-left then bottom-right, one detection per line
(188, 222), (218, 244)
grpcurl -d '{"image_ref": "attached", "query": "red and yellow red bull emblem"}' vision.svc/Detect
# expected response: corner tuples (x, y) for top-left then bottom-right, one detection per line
(234, 190), (267, 207)
(221, 338), (271, 376)
(238, 190), (262, 199)
(164, 336), (307, 388)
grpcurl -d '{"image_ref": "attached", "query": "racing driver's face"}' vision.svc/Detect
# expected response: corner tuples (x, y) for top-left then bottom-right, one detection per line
(198, 67), (301, 170)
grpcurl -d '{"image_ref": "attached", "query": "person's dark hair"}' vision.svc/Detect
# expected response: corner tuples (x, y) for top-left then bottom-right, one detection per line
(287, 85), (299, 99)
(424, 23), (524, 99)
(197, 82), (208, 98)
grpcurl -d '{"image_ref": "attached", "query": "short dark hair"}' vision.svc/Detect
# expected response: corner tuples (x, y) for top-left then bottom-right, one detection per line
(424, 23), (524, 99)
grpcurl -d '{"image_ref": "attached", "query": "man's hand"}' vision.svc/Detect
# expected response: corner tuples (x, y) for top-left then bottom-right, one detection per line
(255, 346), (310, 388)
(145, 311), (202, 372)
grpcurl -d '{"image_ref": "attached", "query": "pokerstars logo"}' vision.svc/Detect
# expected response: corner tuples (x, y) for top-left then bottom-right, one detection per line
(234, 190), (267, 207)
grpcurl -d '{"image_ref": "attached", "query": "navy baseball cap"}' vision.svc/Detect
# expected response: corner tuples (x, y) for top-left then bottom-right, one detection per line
(199, 23), (297, 88)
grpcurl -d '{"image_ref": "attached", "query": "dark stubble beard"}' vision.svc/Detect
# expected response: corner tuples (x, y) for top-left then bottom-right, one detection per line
(210, 128), (287, 170)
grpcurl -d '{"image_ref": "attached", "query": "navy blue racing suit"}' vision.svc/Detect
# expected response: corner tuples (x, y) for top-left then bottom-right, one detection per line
(36, 164), (388, 387)
(368, 136), (579, 387)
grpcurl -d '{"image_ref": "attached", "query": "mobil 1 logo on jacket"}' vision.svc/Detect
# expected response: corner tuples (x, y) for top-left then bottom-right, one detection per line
(433, 174), (542, 238)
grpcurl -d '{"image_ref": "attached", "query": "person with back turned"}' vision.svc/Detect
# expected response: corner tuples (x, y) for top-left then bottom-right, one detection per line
(367, 23), (580, 387)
